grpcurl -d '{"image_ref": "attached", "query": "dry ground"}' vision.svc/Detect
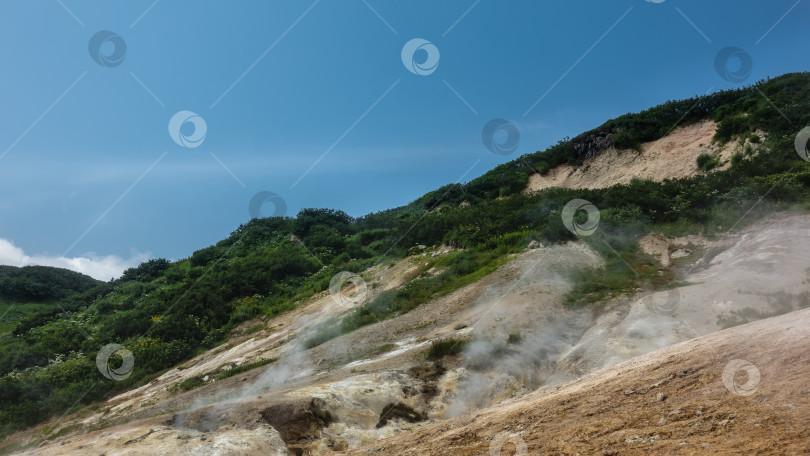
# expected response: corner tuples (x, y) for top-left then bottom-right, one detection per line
(524, 121), (763, 192)
(8, 209), (810, 455)
(348, 306), (810, 455)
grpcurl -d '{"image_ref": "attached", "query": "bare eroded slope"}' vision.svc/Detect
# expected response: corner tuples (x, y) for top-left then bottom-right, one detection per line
(348, 306), (810, 455)
(10, 212), (810, 455)
(525, 121), (763, 192)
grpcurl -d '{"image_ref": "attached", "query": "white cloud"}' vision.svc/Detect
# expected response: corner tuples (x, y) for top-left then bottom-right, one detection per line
(0, 239), (149, 281)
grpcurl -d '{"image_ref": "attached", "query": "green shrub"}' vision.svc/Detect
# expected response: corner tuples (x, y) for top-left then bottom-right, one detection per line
(696, 153), (720, 172)
(174, 375), (205, 392)
(426, 339), (468, 360)
(3, 72), (810, 437)
(215, 358), (276, 381)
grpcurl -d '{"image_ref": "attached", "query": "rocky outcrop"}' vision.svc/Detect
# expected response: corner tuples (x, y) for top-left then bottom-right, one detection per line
(260, 398), (333, 453)
(571, 127), (615, 159)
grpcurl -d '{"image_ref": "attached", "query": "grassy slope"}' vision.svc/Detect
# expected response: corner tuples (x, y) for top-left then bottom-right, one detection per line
(0, 72), (808, 440)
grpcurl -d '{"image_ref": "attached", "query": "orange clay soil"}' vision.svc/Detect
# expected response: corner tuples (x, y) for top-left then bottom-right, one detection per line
(348, 307), (810, 455)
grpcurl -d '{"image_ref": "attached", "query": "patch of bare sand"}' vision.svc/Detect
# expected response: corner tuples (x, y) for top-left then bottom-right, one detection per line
(525, 121), (763, 192)
(638, 233), (710, 267)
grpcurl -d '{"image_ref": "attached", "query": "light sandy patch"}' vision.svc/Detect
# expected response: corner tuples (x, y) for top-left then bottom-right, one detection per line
(525, 121), (763, 192)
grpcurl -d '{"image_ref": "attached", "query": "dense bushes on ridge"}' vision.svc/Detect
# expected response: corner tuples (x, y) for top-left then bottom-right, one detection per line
(0, 73), (808, 437)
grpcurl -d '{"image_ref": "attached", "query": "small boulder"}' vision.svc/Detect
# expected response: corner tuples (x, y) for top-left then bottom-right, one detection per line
(527, 240), (543, 250)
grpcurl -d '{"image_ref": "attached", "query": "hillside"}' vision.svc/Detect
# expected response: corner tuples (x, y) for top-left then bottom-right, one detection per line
(9, 207), (810, 455)
(0, 266), (100, 338)
(346, 306), (810, 455)
(1, 72), (810, 454)
(524, 120), (766, 192)
(0, 265), (99, 303)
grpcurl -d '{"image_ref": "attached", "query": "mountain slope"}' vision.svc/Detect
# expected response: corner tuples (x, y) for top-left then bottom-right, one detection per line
(1, 72), (810, 450)
(0, 266), (100, 341)
(9, 210), (810, 455)
(0, 265), (99, 303)
(524, 120), (765, 192)
(347, 306), (810, 456)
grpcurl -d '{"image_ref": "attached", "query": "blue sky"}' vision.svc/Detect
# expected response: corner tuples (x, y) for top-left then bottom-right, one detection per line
(0, 0), (807, 279)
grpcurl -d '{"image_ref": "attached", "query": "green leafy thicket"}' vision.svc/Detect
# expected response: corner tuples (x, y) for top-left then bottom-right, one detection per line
(412, 73), (810, 206)
(1, 72), (808, 438)
(0, 266), (99, 303)
(0, 266), (101, 362)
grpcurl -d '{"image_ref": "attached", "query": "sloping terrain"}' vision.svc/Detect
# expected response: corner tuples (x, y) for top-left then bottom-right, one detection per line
(347, 305), (810, 455)
(525, 120), (763, 192)
(3, 73), (809, 455)
(565, 212), (810, 371)
(12, 211), (810, 455)
(10, 242), (603, 455)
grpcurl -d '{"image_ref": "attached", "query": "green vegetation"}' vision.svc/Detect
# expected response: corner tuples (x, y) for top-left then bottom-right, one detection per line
(426, 338), (469, 360)
(173, 375), (206, 392)
(0, 72), (808, 437)
(171, 358), (276, 393)
(696, 153), (721, 171)
(414, 73), (809, 206)
(0, 265), (100, 303)
(305, 247), (518, 348)
(0, 266), (100, 337)
(507, 333), (523, 344)
(215, 358), (276, 381)
(564, 223), (676, 307)
(0, 302), (50, 336)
